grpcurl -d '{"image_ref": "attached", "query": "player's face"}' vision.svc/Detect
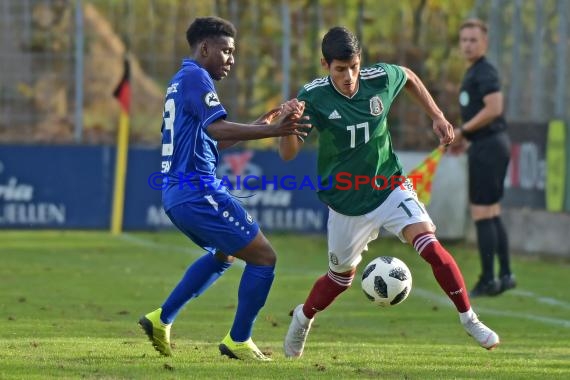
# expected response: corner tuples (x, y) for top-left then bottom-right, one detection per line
(459, 27), (487, 63)
(323, 55), (361, 97)
(202, 36), (235, 81)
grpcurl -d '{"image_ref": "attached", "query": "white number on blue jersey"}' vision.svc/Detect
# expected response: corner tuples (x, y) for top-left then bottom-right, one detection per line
(161, 98), (175, 173)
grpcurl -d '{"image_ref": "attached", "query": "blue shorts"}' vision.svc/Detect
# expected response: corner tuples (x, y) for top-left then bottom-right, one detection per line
(165, 192), (259, 255)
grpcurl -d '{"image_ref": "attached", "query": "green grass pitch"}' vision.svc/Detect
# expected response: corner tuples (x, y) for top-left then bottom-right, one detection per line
(1, 231), (569, 379)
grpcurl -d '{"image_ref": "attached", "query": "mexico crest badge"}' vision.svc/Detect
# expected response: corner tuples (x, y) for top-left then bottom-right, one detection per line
(369, 96), (383, 116)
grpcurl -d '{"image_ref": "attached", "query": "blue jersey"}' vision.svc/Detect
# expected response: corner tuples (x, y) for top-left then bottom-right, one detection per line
(161, 59), (227, 211)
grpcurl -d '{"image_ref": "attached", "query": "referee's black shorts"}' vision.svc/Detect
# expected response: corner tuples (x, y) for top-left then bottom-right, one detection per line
(467, 132), (510, 205)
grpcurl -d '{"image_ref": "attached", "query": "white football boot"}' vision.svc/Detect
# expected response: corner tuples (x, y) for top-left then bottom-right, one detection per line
(461, 309), (500, 350)
(284, 304), (314, 358)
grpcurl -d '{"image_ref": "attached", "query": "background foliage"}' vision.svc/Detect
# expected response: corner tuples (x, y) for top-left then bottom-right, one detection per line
(1, 0), (568, 149)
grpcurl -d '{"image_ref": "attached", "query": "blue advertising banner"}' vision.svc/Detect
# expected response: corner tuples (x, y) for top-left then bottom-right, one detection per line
(123, 148), (328, 233)
(0, 145), (327, 232)
(122, 147), (168, 230)
(215, 149), (328, 233)
(0, 145), (112, 228)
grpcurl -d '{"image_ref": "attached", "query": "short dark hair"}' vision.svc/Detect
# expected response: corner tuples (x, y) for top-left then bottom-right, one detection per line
(186, 17), (237, 49)
(459, 18), (488, 34)
(321, 26), (361, 64)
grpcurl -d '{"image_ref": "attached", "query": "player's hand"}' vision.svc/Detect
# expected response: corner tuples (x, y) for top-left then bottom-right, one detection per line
(253, 106), (283, 125)
(272, 99), (311, 137)
(278, 98), (305, 122)
(253, 99), (305, 125)
(432, 117), (454, 146)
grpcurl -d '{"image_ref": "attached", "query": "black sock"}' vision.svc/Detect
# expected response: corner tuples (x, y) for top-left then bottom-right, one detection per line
(493, 216), (511, 277)
(475, 218), (496, 282)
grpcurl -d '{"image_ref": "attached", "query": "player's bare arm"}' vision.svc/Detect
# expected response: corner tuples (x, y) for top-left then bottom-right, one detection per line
(402, 66), (454, 146)
(217, 107), (284, 149)
(253, 99), (304, 125)
(207, 111), (310, 141)
(271, 99), (306, 126)
(218, 99), (305, 150)
(253, 106), (285, 125)
(278, 100), (307, 161)
(279, 133), (304, 161)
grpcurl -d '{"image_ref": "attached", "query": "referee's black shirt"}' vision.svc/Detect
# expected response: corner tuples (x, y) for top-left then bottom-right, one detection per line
(459, 56), (507, 141)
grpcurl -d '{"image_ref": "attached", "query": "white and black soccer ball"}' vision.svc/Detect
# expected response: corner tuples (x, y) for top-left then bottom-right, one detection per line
(361, 256), (412, 307)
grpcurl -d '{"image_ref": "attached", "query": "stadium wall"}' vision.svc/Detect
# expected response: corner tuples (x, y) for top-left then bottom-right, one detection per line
(0, 145), (568, 257)
(0, 145), (328, 233)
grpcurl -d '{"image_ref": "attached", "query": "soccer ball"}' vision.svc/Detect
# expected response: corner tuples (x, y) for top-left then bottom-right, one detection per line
(361, 256), (412, 307)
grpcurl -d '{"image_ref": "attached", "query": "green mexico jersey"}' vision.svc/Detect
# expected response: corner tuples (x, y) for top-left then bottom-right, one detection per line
(298, 63), (407, 216)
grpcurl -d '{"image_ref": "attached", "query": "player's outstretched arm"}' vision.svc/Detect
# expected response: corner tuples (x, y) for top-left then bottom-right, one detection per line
(207, 111), (310, 142)
(402, 66), (454, 146)
(267, 99), (306, 126)
(279, 134), (304, 161)
(277, 99), (308, 160)
(218, 101), (297, 150)
(252, 105), (286, 125)
(216, 106), (281, 150)
(213, 99), (309, 148)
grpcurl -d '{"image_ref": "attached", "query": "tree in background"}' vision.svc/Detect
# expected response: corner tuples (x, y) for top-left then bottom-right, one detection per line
(1, 0), (567, 148)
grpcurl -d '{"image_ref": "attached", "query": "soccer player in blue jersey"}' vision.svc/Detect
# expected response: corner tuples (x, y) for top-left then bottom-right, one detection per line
(138, 16), (309, 361)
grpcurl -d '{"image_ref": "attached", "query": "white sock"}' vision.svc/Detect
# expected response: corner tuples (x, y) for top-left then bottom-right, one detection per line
(459, 308), (476, 324)
(297, 305), (311, 325)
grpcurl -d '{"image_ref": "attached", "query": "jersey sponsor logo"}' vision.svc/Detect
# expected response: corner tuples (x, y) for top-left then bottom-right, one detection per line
(328, 109), (342, 119)
(369, 96), (383, 116)
(204, 91), (220, 107)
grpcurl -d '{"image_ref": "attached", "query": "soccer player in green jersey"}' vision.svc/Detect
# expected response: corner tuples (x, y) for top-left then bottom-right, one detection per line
(280, 26), (500, 358)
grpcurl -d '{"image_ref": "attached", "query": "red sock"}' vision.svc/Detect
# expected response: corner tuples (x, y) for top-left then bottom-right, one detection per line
(302, 269), (353, 319)
(413, 232), (470, 312)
